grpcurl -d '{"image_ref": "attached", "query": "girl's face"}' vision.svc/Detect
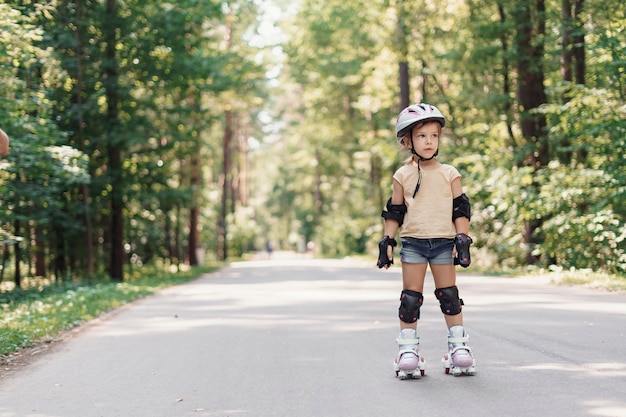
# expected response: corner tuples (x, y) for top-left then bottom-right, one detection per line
(403, 121), (441, 158)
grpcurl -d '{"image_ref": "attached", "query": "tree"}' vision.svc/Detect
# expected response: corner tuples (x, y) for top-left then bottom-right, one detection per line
(2, 0), (625, 283)
(0, 2), (90, 286)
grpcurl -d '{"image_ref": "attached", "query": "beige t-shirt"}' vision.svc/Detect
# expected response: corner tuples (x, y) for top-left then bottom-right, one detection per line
(393, 163), (460, 239)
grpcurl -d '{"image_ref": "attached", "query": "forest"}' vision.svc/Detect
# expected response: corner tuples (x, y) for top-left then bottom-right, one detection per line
(0, 0), (624, 289)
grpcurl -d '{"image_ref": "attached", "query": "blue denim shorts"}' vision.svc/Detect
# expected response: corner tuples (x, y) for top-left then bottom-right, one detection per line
(399, 237), (455, 265)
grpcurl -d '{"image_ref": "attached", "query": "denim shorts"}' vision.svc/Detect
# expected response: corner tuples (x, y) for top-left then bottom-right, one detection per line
(399, 237), (455, 265)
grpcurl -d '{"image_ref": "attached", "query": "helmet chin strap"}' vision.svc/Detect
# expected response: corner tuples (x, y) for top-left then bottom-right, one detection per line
(408, 133), (438, 162)
(409, 134), (438, 198)
(410, 148), (438, 161)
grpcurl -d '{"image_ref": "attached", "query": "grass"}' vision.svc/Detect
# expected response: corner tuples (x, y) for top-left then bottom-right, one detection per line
(0, 264), (219, 358)
(532, 266), (626, 292)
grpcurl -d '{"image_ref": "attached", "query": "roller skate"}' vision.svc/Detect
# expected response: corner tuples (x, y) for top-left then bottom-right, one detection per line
(393, 328), (426, 379)
(442, 325), (476, 376)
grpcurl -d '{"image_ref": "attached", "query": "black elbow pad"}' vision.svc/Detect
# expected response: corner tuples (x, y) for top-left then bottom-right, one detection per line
(381, 198), (407, 227)
(452, 194), (471, 221)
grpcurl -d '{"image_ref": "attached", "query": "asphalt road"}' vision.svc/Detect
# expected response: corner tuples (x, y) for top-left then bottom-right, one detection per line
(1, 254), (625, 417)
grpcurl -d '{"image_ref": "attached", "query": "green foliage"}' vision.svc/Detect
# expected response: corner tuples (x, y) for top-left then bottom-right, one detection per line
(1, 0), (267, 283)
(228, 206), (262, 257)
(453, 154), (529, 270)
(255, 0), (626, 280)
(0, 0), (625, 283)
(531, 84), (626, 273)
(535, 163), (625, 273)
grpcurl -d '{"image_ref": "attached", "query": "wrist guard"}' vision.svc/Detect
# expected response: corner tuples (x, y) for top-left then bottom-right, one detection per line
(377, 235), (397, 269)
(454, 233), (473, 268)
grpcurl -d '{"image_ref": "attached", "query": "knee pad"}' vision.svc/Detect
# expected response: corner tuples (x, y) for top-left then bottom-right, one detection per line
(435, 286), (464, 315)
(398, 290), (423, 323)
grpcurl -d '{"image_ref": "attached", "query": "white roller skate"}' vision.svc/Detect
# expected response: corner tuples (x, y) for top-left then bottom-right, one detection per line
(394, 328), (426, 379)
(442, 325), (476, 376)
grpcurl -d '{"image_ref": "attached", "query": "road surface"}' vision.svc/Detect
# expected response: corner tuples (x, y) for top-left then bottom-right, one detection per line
(1, 254), (625, 417)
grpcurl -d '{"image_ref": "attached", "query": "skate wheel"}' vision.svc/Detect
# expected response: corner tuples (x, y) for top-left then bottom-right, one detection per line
(445, 367), (450, 374)
(420, 369), (426, 377)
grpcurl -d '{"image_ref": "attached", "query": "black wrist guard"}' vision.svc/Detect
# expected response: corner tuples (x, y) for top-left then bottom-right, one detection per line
(377, 235), (397, 269)
(454, 233), (473, 268)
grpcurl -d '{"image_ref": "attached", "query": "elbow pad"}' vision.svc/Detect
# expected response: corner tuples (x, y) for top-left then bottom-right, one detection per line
(452, 193), (471, 222)
(381, 198), (407, 227)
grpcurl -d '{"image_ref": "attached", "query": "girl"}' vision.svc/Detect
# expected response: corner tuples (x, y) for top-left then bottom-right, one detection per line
(377, 103), (475, 379)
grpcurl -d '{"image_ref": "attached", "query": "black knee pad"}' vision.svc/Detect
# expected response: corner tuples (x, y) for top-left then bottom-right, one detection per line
(435, 286), (464, 315)
(398, 290), (423, 323)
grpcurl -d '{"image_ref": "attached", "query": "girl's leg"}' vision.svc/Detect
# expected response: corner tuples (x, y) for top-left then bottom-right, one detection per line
(400, 262), (427, 329)
(394, 262), (428, 379)
(430, 263), (475, 374)
(430, 263), (463, 328)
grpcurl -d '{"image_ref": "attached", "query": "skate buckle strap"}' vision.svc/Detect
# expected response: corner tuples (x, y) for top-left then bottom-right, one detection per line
(450, 345), (473, 355)
(398, 348), (420, 356)
(447, 336), (469, 344)
(396, 337), (420, 346)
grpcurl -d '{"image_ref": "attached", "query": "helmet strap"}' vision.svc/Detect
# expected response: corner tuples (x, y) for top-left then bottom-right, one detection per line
(412, 159), (422, 198)
(410, 148), (438, 161)
(409, 132), (438, 198)
(409, 132), (439, 162)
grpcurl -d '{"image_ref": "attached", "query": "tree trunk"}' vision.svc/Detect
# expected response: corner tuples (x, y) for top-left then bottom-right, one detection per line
(188, 205), (199, 266)
(13, 220), (21, 289)
(1, 243), (9, 283)
(74, 0), (95, 279)
(514, 0), (549, 168)
(399, 62), (410, 110)
(218, 109), (233, 261)
(561, 0), (573, 83)
(237, 129), (249, 207)
(54, 227), (67, 280)
(165, 212), (174, 261)
(188, 95), (200, 266)
(559, 0), (574, 163)
(175, 204), (181, 267)
(314, 151), (323, 217)
(396, 0), (410, 110)
(498, 3), (517, 149)
(104, 0), (124, 281)
(513, 0), (549, 264)
(34, 225), (46, 277)
(573, 0), (585, 84)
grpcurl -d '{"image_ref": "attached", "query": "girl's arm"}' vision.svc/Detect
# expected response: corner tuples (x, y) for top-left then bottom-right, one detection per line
(451, 176), (472, 267)
(383, 179), (405, 238)
(451, 177), (469, 235)
(378, 179), (405, 269)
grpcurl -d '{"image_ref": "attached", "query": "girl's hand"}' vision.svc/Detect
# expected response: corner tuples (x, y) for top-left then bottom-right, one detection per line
(454, 233), (473, 267)
(377, 236), (396, 269)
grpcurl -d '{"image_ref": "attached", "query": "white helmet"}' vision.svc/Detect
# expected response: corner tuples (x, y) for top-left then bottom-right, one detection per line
(395, 103), (445, 142)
